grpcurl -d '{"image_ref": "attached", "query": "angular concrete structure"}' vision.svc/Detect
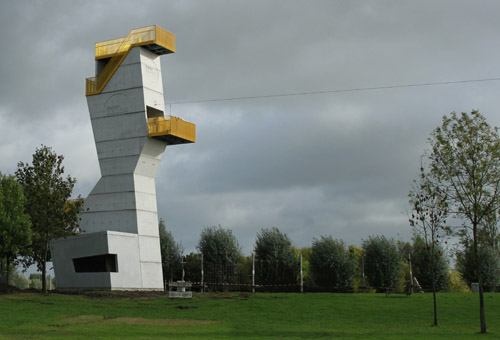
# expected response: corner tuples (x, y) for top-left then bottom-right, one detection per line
(51, 26), (195, 290)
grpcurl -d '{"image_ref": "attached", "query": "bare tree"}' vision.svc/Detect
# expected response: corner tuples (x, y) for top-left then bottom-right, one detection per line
(409, 164), (449, 326)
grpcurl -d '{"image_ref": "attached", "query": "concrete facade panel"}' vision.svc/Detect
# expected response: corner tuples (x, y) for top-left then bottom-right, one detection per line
(135, 192), (158, 213)
(108, 232), (143, 288)
(121, 47), (142, 66)
(140, 262), (164, 289)
(134, 154), (162, 178)
(141, 138), (166, 160)
(136, 210), (160, 237)
(91, 112), (148, 143)
(133, 175), (156, 195)
(96, 138), (146, 160)
(98, 155), (141, 176)
(140, 53), (163, 93)
(138, 235), (162, 263)
(103, 63), (143, 93)
(83, 192), (137, 212)
(79, 210), (138, 234)
(89, 175), (135, 195)
(143, 89), (165, 114)
(87, 88), (145, 120)
(51, 232), (111, 289)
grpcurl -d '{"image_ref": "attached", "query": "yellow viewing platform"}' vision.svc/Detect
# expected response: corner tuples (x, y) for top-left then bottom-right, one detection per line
(86, 25), (175, 96)
(148, 116), (196, 144)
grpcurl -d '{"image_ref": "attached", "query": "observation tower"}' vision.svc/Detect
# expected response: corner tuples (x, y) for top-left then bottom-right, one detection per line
(51, 26), (195, 290)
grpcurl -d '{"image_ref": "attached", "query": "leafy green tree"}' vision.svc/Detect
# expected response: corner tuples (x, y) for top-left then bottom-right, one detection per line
(158, 218), (183, 282)
(183, 252), (201, 283)
(411, 237), (449, 291)
(362, 235), (401, 291)
(197, 225), (241, 265)
(408, 164), (450, 326)
(309, 236), (353, 290)
(0, 173), (31, 285)
(254, 227), (297, 287)
(197, 226), (241, 290)
(16, 145), (84, 294)
(427, 111), (500, 333)
(456, 241), (500, 292)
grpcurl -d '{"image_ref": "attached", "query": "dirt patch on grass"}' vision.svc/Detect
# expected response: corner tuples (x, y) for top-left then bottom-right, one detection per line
(54, 290), (169, 300)
(177, 305), (199, 310)
(62, 314), (218, 326)
(206, 293), (251, 300)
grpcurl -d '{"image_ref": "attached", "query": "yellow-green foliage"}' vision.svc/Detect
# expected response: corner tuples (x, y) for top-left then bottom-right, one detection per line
(348, 245), (364, 292)
(294, 247), (310, 284)
(447, 269), (471, 293)
(396, 261), (410, 292)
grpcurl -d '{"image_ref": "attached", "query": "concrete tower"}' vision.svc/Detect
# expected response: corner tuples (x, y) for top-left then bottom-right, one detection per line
(51, 26), (195, 290)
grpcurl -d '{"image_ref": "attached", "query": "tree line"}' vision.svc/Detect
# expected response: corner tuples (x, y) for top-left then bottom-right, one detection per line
(160, 224), (479, 293)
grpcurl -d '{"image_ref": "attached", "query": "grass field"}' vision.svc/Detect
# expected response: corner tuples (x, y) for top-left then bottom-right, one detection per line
(0, 292), (499, 339)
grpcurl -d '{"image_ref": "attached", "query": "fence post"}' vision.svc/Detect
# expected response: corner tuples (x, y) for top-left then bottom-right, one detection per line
(252, 253), (255, 294)
(362, 253), (366, 293)
(300, 253), (303, 293)
(201, 253), (204, 293)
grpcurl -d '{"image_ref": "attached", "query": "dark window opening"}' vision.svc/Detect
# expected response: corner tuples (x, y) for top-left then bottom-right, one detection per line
(73, 254), (118, 273)
(95, 58), (111, 77)
(147, 106), (164, 119)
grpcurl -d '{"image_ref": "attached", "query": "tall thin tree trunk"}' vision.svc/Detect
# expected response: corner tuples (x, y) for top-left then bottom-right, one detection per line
(42, 241), (48, 294)
(473, 224), (487, 333)
(5, 258), (10, 286)
(432, 273), (437, 326)
(479, 276), (487, 333)
(431, 247), (437, 326)
(41, 260), (47, 293)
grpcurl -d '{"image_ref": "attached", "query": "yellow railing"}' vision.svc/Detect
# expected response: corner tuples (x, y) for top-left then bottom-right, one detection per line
(148, 116), (196, 143)
(86, 54), (126, 96)
(86, 25), (175, 96)
(95, 25), (175, 59)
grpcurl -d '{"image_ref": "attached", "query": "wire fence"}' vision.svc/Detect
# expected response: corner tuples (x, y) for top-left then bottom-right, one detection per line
(168, 254), (303, 293)
(165, 253), (470, 294)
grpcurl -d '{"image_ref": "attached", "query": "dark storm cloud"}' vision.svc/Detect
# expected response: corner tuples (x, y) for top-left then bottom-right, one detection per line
(2, 0), (500, 253)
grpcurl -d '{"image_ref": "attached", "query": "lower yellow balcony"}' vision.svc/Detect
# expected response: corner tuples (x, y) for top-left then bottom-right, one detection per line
(147, 116), (196, 145)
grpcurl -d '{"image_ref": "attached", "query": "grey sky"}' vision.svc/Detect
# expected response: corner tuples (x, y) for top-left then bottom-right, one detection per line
(2, 1), (500, 254)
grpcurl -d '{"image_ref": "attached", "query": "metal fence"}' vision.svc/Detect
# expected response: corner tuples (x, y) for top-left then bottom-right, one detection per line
(167, 253), (304, 293)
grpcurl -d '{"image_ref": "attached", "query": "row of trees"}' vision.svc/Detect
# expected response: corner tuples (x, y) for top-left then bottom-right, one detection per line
(159, 224), (470, 293)
(0, 264), (56, 290)
(0, 146), (83, 293)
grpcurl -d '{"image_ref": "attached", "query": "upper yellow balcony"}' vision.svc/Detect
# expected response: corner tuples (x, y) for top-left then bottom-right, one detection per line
(95, 25), (175, 59)
(86, 25), (175, 96)
(148, 116), (196, 145)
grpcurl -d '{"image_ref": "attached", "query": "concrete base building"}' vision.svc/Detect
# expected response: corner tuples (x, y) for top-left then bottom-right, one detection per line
(51, 26), (195, 290)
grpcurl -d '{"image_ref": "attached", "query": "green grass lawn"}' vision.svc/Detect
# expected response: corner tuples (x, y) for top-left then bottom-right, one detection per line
(0, 292), (499, 339)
